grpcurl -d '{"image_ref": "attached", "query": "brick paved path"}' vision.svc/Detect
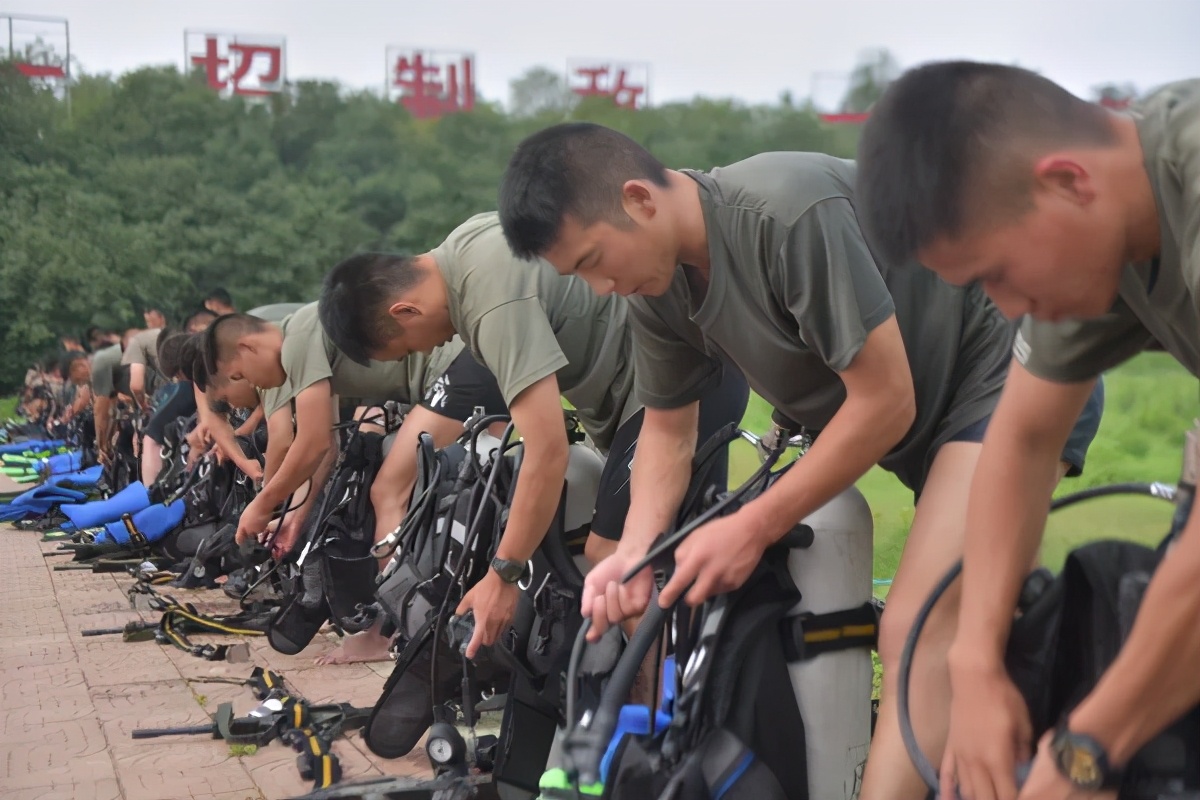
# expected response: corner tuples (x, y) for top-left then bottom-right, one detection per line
(0, 478), (435, 799)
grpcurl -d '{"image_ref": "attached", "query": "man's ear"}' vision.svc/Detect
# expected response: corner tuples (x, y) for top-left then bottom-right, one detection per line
(1031, 155), (1096, 207)
(620, 179), (657, 222)
(386, 301), (421, 321)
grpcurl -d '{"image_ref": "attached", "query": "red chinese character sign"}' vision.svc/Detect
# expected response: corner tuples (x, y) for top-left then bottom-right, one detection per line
(3, 14), (70, 85)
(567, 61), (650, 110)
(1094, 84), (1137, 111)
(185, 32), (286, 97)
(809, 71), (873, 125)
(386, 48), (475, 119)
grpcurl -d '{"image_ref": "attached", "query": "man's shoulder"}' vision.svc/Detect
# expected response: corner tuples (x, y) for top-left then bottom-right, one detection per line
(436, 212), (507, 272)
(1137, 79), (1200, 119)
(281, 308), (330, 377)
(697, 152), (857, 224)
(280, 303), (320, 338)
(1138, 80), (1200, 174)
(434, 212), (561, 320)
(95, 344), (122, 366)
(136, 328), (161, 352)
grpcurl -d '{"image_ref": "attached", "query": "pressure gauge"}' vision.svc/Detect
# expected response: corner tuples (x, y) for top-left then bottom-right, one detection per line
(426, 721), (466, 767)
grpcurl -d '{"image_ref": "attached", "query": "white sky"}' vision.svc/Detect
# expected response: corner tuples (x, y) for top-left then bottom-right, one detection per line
(2, 0), (1196, 108)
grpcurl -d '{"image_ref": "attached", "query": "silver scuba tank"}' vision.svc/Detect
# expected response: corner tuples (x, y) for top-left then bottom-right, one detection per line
(786, 485), (874, 800)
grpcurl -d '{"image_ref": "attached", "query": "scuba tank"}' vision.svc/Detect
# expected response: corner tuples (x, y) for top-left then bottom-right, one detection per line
(785, 485), (874, 800)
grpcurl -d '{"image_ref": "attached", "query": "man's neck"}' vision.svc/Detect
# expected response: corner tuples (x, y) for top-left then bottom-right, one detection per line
(669, 170), (711, 278)
(413, 252), (458, 337)
(1112, 114), (1162, 265)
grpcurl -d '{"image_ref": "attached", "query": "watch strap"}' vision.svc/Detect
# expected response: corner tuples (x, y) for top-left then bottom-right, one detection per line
(1052, 720), (1122, 790)
(490, 557), (528, 584)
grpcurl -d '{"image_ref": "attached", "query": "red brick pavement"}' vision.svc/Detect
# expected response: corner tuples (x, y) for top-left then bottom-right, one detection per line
(0, 516), (435, 800)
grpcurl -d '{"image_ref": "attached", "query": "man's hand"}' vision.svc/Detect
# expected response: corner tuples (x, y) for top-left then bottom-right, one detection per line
(236, 495), (274, 546)
(1016, 731), (1116, 800)
(213, 436), (245, 466)
(658, 509), (770, 609)
(97, 448), (113, 467)
(186, 424), (213, 465)
(941, 655), (1034, 800)
(455, 570), (520, 660)
(267, 513), (304, 561)
(581, 549), (655, 642)
(236, 457), (264, 483)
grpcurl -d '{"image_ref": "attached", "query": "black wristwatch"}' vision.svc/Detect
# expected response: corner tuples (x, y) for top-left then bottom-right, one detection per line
(1050, 720), (1122, 791)
(490, 557), (530, 585)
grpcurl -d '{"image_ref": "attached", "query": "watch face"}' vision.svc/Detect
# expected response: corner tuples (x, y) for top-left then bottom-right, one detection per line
(492, 558), (524, 583)
(1062, 745), (1103, 790)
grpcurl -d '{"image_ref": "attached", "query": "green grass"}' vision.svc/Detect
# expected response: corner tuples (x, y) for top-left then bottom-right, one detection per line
(0, 396), (17, 421)
(729, 352), (1194, 589)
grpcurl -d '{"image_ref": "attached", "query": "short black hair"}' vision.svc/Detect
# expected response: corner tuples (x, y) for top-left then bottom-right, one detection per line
(856, 60), (1117, 266)
(498, 122), (669, 259)
(204, 287), (234, 307)
(202, 313), (269, 378)
(184, 308), (218, 332)
(319, 252), (425, 366)
(84, 325), (115, 352)
(157, 331), (191, 378)
(187, 340), (210, 389)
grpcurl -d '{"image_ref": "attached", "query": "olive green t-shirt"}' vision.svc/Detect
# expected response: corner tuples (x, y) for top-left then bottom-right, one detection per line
(121, 328), (165, 396)
(90, 343), (123, 399)
(259, 302), (461, 418)
(1016, 80), (1200, 382)
(431, 211), (638, 453)
(121, 329), (162, 369)
(630, 153), (1013, 493)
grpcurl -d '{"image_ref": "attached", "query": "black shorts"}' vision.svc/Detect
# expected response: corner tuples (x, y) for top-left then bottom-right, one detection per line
(946, 376), (1106, 478)
(421, 350), (509, 422)
(145, 382), (197, 444)
(591, 363), (750, 541)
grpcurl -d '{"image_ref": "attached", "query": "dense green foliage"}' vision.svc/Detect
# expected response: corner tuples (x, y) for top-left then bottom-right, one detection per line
(0, 62), (857, 391)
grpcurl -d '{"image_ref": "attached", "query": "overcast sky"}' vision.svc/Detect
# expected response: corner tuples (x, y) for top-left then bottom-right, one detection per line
(3, 0), (1196, 108)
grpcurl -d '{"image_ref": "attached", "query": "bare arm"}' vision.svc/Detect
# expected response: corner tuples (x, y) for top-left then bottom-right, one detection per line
(71, 384), (92, 416)
(254, 381), (335, 510)
(233, 405), (264, 438)
(938, 365), (1095, 800)
(129, 363), (147, 410)
(492, 375), (571, 563)
(615, 403), (700, 557)
(949, 365), (1095, 665)
(737, 317), (916, 544)
(198, 388), (263, 479)
(94, 395), (114, 457)
(657, 318), (917, 607)
(280, 432), (339, 537)
(370, 405), (468, 542)
(261, 406), (293, 488)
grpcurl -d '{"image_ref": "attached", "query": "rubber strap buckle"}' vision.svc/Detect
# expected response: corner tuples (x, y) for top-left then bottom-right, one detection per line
(122, 513), (148, 547)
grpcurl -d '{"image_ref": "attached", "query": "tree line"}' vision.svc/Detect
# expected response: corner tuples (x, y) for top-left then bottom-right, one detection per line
(0, 61), (862, 391)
